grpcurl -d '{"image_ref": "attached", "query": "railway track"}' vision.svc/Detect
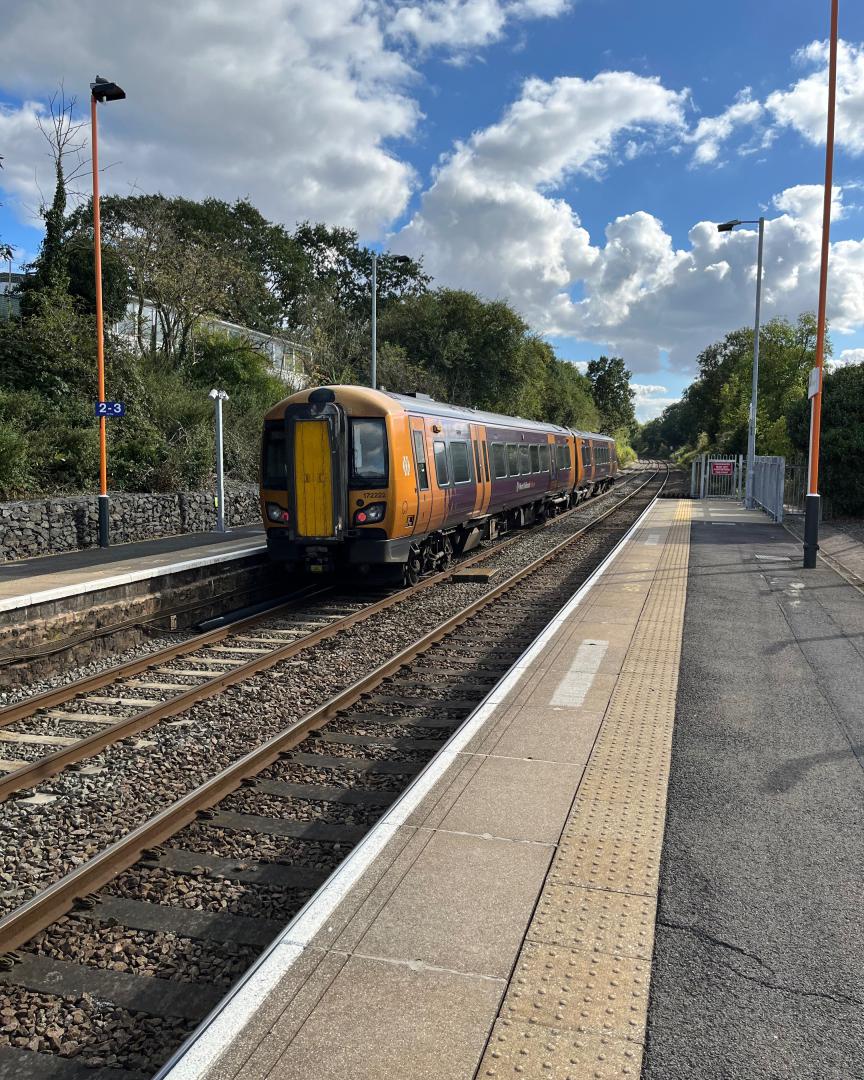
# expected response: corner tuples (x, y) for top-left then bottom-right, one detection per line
(0, 465), (666, 1080)
(0, 468), (651, 803)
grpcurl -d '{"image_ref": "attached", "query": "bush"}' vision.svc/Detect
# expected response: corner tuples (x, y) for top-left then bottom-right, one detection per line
(787, 363), (864, 515)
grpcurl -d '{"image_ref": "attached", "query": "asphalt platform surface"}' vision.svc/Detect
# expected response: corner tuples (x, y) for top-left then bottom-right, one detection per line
(642, 517), (864, 1080)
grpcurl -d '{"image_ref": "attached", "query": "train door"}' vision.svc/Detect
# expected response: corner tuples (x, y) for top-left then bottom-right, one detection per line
(470, 423), (489, 516)
(409, 416), (433, 536)
(294, 419), (335, 537)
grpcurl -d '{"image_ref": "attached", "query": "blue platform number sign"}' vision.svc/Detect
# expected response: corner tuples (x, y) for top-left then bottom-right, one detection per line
(95, 401), (126, 417)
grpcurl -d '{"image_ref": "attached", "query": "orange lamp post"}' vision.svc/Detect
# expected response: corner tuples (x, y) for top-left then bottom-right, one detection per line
(90, 75), (125, 548)
(803, 0), (839, 569)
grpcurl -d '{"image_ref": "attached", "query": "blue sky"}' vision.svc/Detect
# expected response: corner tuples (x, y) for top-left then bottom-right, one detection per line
(2, 0), (863, 419)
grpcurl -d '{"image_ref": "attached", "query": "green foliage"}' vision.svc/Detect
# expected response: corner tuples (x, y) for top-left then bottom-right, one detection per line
(586, 356), (636, 435)
(787, 362), (864, 515)
(65, 236), (130, 322)
(613, 428), (637, 467)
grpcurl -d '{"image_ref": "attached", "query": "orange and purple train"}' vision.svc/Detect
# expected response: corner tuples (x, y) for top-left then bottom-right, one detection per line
(260, 385), (618, 581)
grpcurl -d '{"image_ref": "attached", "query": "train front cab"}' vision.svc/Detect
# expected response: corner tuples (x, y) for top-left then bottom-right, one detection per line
(262, 387), (419, 574)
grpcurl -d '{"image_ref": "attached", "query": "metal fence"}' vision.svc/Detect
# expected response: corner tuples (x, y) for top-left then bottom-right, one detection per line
(690, 454), (744, 499)
(751, 456), (785, 522)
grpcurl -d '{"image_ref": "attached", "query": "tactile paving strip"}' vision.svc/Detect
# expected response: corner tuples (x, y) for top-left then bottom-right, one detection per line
(476, 500), (692, 1080)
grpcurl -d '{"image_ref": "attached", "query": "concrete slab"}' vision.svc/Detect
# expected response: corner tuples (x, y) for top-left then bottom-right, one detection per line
(354, 828), (553, 977)
(267, 954), (503, 1080)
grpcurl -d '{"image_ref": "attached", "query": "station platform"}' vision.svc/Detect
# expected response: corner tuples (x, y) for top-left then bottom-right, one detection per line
(159, 496), (864, 1080)
(0, 527), (265, 615)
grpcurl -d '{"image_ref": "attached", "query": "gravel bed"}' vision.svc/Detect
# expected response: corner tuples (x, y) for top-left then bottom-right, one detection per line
(0, 739), (68, 763)
(4, 717), (114, 741)
(328, 716), (452, 740)
(0, 631), (195, 708)
(0, 479), (657, 916)
(167, 823), (344, 870)
(223, 789), (385, 827)
(302, 739), (433, 763)
(107, 866), (311, 923)
(262, 759), (409, 791)
(26, 914), (256, 989)
(0, 987), (187, 1072)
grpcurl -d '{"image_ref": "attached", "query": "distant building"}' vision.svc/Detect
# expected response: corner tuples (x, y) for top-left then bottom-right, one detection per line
(0, 271), (26, 319)
(113, 300), (311, 389)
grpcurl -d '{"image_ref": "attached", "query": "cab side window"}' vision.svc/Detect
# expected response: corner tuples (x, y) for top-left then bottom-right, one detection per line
(412, 430), (429, 491)
(433, 440), (450, 486)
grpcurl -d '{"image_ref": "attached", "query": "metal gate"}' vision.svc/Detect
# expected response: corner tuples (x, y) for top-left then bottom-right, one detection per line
(690, 454), (744, 499)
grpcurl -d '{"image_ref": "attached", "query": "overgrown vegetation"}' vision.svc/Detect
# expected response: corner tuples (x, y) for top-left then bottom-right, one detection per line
(634, 312), (863, 514)
(0, 93), (637, 500)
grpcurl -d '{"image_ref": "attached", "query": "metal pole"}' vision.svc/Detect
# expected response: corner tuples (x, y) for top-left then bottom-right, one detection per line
(744, 217), (764, 510)
(370, 252), (377, 390)
(91, 93), (110, 547)
(214, 394), (226, 533)
(804, 0), (839, 569)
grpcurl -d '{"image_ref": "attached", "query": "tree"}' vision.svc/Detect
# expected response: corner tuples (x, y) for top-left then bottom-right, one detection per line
(18, 88), (88, 315)
(586, 356), (636, 435)
(787, 361), (864, 516)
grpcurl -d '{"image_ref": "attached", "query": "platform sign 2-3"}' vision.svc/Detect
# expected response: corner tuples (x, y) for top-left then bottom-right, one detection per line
(711, 460), (734, 476)
(95, 401), (126, 417)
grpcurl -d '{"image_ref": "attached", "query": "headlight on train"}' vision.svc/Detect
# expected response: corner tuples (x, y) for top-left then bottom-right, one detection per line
(354, 502), (386, 525)
(266, 502), (290, 523)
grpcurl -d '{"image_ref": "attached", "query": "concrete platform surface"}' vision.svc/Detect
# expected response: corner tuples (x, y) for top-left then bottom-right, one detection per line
(642, 511), (864, 1080)
(160, 498), (692, 1080)
(0, 526), (265, 613)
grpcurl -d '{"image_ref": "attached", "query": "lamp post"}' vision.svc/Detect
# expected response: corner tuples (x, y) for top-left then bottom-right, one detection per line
(90, 75), (125, 548)
(209, 389), (229, 533)
(370, 253), (412, 390)
(717, 217), (765, 510)
(803, 0), (839, 570)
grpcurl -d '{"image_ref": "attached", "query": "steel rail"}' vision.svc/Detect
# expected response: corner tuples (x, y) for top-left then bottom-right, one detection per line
(0, 467), (665, 955)
(0, 470), (651, 800)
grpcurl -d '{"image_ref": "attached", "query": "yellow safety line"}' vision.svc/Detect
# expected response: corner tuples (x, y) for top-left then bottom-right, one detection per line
(477, 499), (692, 1079)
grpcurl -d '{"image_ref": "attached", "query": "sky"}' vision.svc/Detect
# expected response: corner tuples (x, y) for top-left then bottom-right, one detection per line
(1, 0), (863, 421)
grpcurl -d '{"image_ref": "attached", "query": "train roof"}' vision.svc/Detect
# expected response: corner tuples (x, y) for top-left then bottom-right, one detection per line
(268, 385), (615, 442)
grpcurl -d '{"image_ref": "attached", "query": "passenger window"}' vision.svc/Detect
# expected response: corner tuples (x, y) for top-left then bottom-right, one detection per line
(517, 445), (529, 474)
(492, 443), (507, 478)
(539, 444), (550, 472)
(482, 441), (490, 482)
(530, 445), (540, 472)
(412, 430), (429, 491)
(433, 440), (450, 486)
(450, 441), (471, 484)
(557, 444), (571, 471)
(507, 444), (519, 475)
(582, 443), (591, 467)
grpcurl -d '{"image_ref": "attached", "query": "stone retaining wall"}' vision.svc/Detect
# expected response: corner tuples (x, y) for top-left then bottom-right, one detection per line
(0, 486), (260, 562)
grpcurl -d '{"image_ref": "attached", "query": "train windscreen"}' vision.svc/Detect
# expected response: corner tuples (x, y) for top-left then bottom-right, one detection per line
(350, 418), (388, 487)
(262, 423), (287, 489)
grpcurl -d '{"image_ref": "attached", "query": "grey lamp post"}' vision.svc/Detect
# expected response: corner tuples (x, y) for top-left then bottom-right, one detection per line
(717, 217), (765, 509)
(370, 253), (412, 390)
(209, 389), (229, 532)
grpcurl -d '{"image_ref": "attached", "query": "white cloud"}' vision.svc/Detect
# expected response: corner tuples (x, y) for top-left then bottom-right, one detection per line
(830, 347), (864, 368)
(398, 58), (864, 377)
(767, 39), (864, 153)
(0, 0), (423, 235)
(687, 89), (763, 166)
(397, 70), (686, 314)
(631, 383), (678, 422)
(386, 0), (571, 51)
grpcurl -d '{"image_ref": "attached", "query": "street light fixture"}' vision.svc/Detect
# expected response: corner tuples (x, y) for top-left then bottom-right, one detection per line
(209, 389), (230, 533)
(717, 216), (765, 510)
(371, 253), (412, 390)
(90, 74), (125, 548)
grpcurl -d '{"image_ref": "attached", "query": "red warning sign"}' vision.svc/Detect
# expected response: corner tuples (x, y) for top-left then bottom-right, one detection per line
(711, 461), (734, 476)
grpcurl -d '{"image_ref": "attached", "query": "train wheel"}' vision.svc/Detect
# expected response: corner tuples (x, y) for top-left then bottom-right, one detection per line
(404, 551), (422, 586)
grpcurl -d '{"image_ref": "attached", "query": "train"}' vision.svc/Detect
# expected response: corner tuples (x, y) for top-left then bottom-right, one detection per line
(260, 385), (618, 582)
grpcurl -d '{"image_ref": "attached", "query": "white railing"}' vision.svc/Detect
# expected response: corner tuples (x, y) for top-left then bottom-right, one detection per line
(752, 456), (785, 522)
